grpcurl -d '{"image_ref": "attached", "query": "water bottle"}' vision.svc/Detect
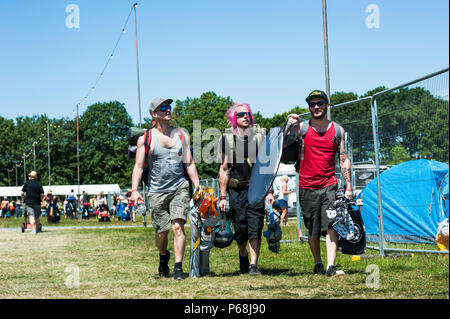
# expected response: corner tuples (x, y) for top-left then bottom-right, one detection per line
(137, 203), (146, 216)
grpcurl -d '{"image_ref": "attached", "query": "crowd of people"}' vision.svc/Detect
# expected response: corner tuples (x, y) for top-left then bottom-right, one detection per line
(2, 187), (138, 223)
(1, 196), (23, 219)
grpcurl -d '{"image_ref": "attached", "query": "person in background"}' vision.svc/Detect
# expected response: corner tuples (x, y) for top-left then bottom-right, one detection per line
(1, 197), (10, 219)
(80, 191), (90, 218)
(66, 189), (78, 218)
(21, 171), (45, 234)
(112, 193), (118, 217)
(278, 175), (295, 226)
(15, 198), (23, 218)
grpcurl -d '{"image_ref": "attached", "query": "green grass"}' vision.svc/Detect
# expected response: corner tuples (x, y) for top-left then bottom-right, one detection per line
(0, 217), (448, 299)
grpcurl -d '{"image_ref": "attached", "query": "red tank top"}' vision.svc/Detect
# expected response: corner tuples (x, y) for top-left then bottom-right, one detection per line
(298, 122), (338, 189)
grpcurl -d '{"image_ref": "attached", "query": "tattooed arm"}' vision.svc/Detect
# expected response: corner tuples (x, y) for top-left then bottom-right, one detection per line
(338, 126), (353, 199)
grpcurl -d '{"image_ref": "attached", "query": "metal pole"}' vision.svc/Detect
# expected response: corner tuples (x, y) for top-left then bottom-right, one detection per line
(23, 153), (26, 184)
(33, 144), (36, 171)
(370, 97), (385, 256)
(47, 121), (51, 186)
(133, 3), (147, 217)
(77, 104), (80, 196)
(322, 0), (331, 121)
(295, 173), (302, 240)
(133, 3), (142, 128)
(15, 164), (18, 186)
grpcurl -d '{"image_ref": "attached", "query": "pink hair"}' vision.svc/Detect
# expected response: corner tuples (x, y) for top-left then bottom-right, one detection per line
(226, 102), (255, 134)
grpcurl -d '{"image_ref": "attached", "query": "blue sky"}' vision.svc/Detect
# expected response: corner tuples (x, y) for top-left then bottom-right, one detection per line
(1, 0), (448, 125)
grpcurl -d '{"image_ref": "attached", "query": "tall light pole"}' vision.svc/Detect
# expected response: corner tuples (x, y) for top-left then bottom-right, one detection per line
(133, 2), (148, 218)
(77, 104), (80, 196)
(47, 120), (51, 186)
(33, 143), (36, 171)
(322, 0), (331, 120)
(133, 3), (142, 128)
(23, 153), (26, 184)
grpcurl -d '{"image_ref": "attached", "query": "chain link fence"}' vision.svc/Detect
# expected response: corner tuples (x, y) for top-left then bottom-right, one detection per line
(302, 68), (449, 256)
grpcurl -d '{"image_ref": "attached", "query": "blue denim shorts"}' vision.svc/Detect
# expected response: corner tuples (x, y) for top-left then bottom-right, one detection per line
(277, 199), (288, 208)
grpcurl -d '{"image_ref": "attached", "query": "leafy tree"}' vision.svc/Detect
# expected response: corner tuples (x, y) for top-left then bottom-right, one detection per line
(79, 101), (133, 188)
(172, 92), (233, 179)
(330, 91), (358, 106)
(388, 144), (411, 165)
(0, 84), (447, 187)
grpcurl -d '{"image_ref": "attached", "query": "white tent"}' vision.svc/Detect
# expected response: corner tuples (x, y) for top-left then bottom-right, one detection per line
(0, 184), (122, 198)
(273, 164), (297, 207)
(276, 163), (296, 176)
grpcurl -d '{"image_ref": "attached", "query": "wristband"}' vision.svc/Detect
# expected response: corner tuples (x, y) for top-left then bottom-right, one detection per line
(219, 195), (227, 200)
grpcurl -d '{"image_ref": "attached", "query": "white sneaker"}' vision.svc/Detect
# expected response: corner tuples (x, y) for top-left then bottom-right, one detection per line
(30, 230), (37, 234)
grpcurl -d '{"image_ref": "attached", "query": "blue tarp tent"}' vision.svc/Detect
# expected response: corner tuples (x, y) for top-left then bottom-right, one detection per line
(440, 172), (449, 216)
(358, 159), (449, 243)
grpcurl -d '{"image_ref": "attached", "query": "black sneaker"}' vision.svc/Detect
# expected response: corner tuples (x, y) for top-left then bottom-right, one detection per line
(173, 267), (185, 280)
(158, 251), (170, 278)
(313, 262), (325, 275)
(326, 265), (345, 277)
(249, 264), (261, 276)
(239, 252), (250, 274)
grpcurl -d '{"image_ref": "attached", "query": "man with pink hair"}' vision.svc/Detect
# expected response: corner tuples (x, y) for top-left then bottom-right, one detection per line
(218, 102), (274, 276)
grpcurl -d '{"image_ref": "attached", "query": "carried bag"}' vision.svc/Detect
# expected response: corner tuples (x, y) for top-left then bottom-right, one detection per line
(214, 209), (234, 249)
(326, 190), (366, 255)
(263, 205), (282, 253)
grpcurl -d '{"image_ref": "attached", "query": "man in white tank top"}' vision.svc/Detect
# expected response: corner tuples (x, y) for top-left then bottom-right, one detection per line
(131, 97), (200, 280)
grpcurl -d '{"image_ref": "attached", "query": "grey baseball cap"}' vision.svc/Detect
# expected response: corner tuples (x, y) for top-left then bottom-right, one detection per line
(149, 97), (173, 113)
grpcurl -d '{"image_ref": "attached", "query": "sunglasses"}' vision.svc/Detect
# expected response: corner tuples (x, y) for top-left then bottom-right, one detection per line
(309, 100), (326, 107)
(156, 105), (172, 112)
(236, 111), (251, 118)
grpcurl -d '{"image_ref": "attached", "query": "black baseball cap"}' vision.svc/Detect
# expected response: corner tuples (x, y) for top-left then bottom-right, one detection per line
(305, 90), (329, 104)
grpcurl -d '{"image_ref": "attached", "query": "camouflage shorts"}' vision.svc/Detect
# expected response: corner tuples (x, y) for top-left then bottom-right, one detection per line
(148, 180), (190, 233)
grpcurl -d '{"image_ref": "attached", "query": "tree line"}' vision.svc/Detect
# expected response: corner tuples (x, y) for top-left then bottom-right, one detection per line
(1, 87), (448, 189)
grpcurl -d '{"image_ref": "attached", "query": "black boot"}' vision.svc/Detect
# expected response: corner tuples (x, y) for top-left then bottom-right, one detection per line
(173, 262), (184, 280)
(158, 251), (170, 278)
(239, 251), (249, 274)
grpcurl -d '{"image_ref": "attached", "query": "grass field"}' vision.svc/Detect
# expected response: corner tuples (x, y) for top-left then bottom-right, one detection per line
(0, 216), (448, 299)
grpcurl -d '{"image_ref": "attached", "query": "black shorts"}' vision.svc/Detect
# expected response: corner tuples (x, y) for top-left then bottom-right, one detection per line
(299, 184), (337, 238)
(228, 187), (265, 245)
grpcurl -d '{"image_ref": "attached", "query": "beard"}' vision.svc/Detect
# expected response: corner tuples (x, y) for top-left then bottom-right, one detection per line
(310, 108), (327, 120)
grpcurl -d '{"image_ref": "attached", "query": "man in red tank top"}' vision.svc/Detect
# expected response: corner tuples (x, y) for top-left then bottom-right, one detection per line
(287, 90), (353, 277)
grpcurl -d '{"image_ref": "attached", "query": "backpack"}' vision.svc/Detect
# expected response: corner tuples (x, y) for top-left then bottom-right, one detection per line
(127, 125), (186, 186)
(221, 124), (265, 186)
(282, 120), (342, 172)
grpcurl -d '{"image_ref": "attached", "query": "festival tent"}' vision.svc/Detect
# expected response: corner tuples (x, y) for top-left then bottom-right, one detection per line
(357, 159), (449, 243)
(440, 172), (449, 217)
(273, 164), (297, 207)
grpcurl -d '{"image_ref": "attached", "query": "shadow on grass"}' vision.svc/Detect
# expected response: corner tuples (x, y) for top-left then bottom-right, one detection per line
(207, 268), (312, 277)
